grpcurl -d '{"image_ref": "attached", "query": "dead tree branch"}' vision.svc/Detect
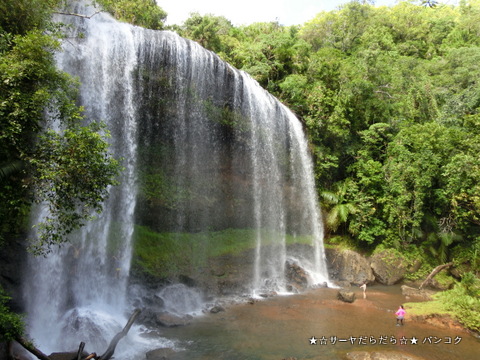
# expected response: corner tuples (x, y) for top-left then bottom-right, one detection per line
(14, 309), (140, 360)
(419, 262), (453, 290)
(97, 308), (142, 360)
(76, 342), (85, 360)
(15, 337), (51, 360)
(54, 11), (101, 19)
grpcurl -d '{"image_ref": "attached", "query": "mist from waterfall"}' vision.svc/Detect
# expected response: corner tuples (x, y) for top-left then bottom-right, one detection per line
(23, 2), (328, 357)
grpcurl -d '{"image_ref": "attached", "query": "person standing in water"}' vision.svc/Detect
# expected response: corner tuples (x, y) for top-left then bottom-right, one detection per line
(395, 305), (406, 326)
(360, 283), (367, 298)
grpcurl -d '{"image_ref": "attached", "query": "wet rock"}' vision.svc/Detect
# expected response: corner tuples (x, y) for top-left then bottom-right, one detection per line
(210, 304), (225, 313)
(337, 289), (356, 303)
(334, 280), (352, 288)
(178, 274), (197, 287)
(206, 249), (256, 296)
(401, 285), (435, 300)
(146, 348), (177, 360)
(345, 351), (426, 360)
(259, 291), (278, 298)
(61, 309), (109, 351)
(285, 261), (309, 291)
(370, 250), (407, 285)
(49, 352), (85, 360)
(138, 307), (164, 327)
(325, 249), (375, 285)
(156, 312), (191, 327)
(5, 341), (33, 360)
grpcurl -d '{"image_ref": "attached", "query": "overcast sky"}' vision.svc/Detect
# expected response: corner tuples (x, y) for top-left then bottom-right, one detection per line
(157, 0), (400, 27)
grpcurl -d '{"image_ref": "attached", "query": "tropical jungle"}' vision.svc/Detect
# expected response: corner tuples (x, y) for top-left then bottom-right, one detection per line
(1, 0), (480, 359)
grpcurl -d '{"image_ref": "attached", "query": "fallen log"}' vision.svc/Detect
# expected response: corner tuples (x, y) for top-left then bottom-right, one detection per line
(419, 262), (453, 290)
(97, 308), (142, 360)
(15, 337), (51, 360)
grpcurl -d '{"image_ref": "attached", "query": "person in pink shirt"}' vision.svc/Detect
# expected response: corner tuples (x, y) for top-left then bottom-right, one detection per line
(395, 305), (406, 326)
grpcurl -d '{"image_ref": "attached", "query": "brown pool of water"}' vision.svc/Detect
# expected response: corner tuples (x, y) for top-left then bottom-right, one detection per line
(160, 285), (479, 360)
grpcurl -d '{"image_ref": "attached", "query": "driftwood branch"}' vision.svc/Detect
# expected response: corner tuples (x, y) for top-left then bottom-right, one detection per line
(98, 308), (142, 360)
(54, 11), (101, 19)
(419, 262), (453, 290)
(13, 309), (140, 360)
(76, 342), (85, 360)
(15, 337), (51, 360)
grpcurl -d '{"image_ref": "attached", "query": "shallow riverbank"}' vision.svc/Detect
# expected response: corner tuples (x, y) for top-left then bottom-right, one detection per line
(155, 285), (479, 360)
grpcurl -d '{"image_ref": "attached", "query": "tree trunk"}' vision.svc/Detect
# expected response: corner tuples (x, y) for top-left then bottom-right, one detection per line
(419, 262), (453, 290)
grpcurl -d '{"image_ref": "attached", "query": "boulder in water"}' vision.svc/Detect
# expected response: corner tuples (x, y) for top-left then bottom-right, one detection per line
(146, 347), (178, 360)
(259, 291), (278, 298)
(60, 309), (110, 351)
(209, 304), (225, 314)
(284, 261), (309, 291)
(156, 312), (191, 327)
(337, 289), (356, 303)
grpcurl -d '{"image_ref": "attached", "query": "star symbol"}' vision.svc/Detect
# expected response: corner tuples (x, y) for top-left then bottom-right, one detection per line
(410, 336), (418, 345)
(309, 336), (317, 345)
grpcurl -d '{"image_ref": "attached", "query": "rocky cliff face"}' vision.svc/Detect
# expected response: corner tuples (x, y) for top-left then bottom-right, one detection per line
(325, 248), (376, 286)
(129, 244), (414, 303)
(0, 240), (420, 313)
(370, 250), (407, 285)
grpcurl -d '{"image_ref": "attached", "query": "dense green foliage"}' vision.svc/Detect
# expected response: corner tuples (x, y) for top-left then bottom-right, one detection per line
(177, 0), (480, 272)
(95, 0), (167, 29)
(0, 286), (23, 341)
(406, 272), (480, 331)
(1, 0), (479, 337)
(435, 272), (480, 331)
(0, 0), (122, 254)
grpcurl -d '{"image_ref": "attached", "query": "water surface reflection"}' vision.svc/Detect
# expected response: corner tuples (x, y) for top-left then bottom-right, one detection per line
(160, 285), (479, 359)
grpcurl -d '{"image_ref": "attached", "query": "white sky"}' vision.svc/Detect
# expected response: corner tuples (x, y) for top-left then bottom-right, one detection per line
(157, 0), (401, 27)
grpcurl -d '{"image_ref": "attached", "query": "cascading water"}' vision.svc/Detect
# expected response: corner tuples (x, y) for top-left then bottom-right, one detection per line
(24, 1), (329, 357)
(157, 284), (205, 316)
(24, 3), (142, 355)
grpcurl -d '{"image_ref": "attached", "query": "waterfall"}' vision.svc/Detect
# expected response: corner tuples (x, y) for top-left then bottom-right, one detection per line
(24, 5), (141, 354)
(23, 2), (328, 357)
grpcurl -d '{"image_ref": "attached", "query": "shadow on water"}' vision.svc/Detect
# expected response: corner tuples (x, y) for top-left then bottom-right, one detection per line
(159, 285), (479, 360)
